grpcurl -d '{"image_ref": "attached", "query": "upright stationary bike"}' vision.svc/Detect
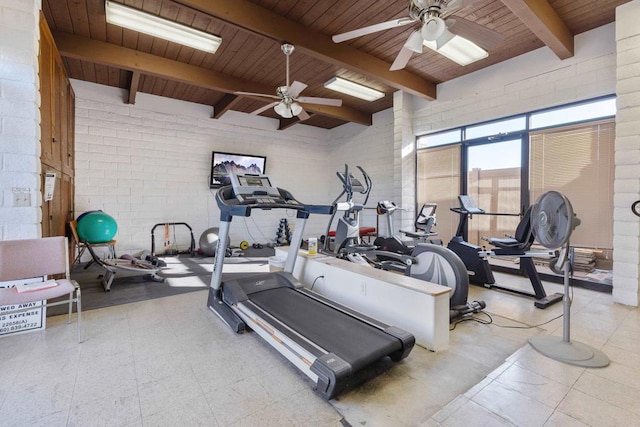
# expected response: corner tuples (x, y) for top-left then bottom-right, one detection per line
(447, 194), (562, 309)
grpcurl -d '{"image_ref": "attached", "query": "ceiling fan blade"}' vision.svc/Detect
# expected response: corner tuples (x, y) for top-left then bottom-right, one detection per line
(405, 29), (425, 53)
(390, 47), (415, 71)
(251, 102), (279, 115)
(390, 31), (423, 71)
(447, 16), (505, 50)
(296, 96), (342, 106)
(297, 108), (311, 121)
(288, 81), (308, 98)
(236, 91), (280, 100)
(332, 18), (415, 43)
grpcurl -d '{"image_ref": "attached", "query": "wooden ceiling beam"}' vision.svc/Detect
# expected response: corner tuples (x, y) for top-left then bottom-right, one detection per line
(278, 116), (303, 131)
(173, 0), (437, 100)
(501, 0), (574, 59)
(53, 32), (372, 126)
(127, 71), (140, 104)
(212, 94), (241, 119)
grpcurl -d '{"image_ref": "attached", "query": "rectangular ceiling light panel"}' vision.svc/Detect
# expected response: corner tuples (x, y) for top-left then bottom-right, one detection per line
(105, 1), (222, 53)
(324, 77), (385, 101)
(424, 35), (487, 66)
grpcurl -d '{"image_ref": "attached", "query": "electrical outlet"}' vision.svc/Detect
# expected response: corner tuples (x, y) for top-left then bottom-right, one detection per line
(12, 188), (31, 207)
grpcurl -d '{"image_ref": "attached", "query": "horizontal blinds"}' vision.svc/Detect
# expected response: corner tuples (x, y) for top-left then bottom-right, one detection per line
(417, 145), (460, 242)
(529, 120), (614, 249)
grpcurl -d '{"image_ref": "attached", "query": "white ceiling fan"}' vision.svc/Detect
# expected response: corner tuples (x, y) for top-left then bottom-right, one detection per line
(236, 43), (342, 120)
(332, 0), (505, 70)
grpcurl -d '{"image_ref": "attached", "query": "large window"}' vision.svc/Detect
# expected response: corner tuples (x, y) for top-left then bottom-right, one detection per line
(416, 96), (616, 271)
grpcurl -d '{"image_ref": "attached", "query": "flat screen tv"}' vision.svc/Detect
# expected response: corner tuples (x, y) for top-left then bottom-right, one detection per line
(210, 151), (267, 188)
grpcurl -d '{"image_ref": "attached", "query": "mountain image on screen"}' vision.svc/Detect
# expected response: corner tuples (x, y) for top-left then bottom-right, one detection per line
(212, 160), (264, 186)
(213, 161), (262, 176)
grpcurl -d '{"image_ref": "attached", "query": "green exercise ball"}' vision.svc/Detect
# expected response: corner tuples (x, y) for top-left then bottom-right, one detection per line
(76, 211), (118, 243)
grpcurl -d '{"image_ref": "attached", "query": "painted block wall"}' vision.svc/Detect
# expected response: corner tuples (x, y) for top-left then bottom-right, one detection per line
(0, 0), (41, 240)
(411, 23), (616, 135)
(613, 0), (640, 306)
(72, 80), (333, 256)
(327, 109), (396, 236)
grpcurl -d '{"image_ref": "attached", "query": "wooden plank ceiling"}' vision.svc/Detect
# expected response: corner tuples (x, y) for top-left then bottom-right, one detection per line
(43, 0), (628, 130)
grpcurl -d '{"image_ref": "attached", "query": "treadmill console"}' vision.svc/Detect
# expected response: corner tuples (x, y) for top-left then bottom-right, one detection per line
(228, 173), (300, 206)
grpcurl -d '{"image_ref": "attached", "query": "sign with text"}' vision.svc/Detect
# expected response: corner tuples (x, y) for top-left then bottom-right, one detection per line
(0, 279), (46, 337)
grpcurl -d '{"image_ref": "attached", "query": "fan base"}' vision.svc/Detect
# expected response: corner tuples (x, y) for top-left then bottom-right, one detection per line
(529, 335), (609, 368)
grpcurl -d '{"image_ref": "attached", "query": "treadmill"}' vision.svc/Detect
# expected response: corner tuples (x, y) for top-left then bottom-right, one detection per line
(207, 173), (415, 399)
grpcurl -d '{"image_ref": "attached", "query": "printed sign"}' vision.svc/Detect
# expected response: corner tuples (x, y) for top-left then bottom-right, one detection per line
(0, 279), (46, 337)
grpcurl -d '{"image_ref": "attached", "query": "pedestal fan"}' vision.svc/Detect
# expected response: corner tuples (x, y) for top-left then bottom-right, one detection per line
(528, 191), (609, 367)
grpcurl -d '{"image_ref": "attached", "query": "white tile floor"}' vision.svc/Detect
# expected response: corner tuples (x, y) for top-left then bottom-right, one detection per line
(0, 270), (638, 427)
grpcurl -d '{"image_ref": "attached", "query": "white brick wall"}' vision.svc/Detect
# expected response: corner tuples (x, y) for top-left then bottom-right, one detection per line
(0, 0), (41, 240)
(412, 23), (616, 134)
(613, 0), (640, 306)
(327, 109), (396, 233)
(72, 80), (331, 256)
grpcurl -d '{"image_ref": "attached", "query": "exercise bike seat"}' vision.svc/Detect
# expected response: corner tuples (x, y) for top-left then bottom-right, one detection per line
(486, 206), (534, 254)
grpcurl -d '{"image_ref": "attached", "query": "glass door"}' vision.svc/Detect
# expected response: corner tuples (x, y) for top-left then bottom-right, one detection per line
(465, 138), (523, 246)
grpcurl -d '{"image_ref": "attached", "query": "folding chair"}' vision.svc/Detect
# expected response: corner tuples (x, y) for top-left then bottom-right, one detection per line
(69, 220), (116, 266)
(0, 236), (82, 342)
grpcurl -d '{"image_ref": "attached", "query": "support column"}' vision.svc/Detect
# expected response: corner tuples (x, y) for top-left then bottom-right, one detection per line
(613, 0), (640, 306)
(393, 90), (416, 232)
(0, 0), (41, 239)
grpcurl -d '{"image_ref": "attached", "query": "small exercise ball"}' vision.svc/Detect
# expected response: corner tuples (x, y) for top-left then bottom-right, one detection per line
(76, 211), (118, 243)
(199, 227), (230, 256)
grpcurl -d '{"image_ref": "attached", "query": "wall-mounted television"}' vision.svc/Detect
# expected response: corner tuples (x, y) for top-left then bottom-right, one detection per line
(210, 151), (267, 188)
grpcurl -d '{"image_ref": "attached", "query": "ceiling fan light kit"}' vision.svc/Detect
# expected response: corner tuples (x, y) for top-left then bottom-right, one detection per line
(324, 77), (385, 101)
(274, 101), (302, 119)
(105, 1), (222, 53)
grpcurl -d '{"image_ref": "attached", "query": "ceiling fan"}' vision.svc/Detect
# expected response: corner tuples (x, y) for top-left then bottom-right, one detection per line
(236, 44), (342, 120)
(332, 0), (505, 70)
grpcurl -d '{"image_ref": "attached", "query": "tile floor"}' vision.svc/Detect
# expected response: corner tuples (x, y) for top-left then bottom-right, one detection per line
(0, 269), (638, 427)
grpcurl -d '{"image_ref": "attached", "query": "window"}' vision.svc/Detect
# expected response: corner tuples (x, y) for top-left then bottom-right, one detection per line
(465, 116), (526, 140)
(417, 129), (461, 149)
(530, 97), (616, 129)
(415, 96), (616, 279)
(529, 120), (614, 250)
(416, 145), (460, 242)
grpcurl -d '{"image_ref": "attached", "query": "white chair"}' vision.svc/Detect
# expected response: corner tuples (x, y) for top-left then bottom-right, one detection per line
(0, 236), (82, 342)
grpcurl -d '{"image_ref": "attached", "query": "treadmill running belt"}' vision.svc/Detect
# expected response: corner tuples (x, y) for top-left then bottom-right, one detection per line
(250, 287), (401, 371)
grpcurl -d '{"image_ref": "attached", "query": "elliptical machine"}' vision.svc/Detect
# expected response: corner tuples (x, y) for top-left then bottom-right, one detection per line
(324, 165), (485, 321)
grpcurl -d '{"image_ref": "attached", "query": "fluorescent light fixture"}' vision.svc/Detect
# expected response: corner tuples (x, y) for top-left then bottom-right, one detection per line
(105, 0), (222, 53)
(324, 77), (385, 102)
(424, 35), (487, 66)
